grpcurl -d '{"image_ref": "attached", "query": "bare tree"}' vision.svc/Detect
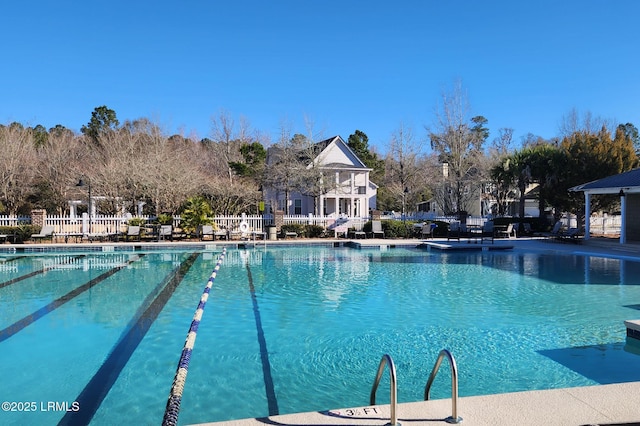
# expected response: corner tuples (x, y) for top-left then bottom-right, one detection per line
(0, 124), (37, 214)
(558, 108), (615, 138)
(210, 110), (247, 183)
(427, 81), (487, 214)
(34, 128), (85, 215)
(384, 123), (424, 215)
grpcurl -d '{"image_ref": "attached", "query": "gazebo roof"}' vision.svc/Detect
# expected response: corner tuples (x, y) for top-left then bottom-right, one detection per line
(569, 168), (640, 195)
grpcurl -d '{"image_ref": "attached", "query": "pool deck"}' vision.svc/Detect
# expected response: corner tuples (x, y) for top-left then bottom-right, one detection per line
(191, 381), (640, 426)
(6, 236), (640, 425)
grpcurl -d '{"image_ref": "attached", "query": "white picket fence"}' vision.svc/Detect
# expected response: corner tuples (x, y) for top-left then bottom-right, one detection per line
(0, 213), (621, 236)
(0, 213), (371, 235)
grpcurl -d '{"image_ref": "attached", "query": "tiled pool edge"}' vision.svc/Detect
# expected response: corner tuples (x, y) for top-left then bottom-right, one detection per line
(626, 320), (640, 344)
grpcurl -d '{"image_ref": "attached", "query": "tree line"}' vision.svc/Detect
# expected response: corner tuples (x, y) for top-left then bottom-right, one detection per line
(1, 85), (638, 227)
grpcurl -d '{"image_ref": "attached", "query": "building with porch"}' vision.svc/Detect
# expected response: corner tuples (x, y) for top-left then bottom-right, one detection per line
(264, 136), (377, 217)
(570, 167), (640, 243)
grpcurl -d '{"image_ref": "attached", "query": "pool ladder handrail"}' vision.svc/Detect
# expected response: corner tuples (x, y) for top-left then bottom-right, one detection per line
(370, 354), (400, 426)
(424, 349), (463, 424)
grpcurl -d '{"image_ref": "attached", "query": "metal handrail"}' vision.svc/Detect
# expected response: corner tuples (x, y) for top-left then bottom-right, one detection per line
(424, 349), (462, 424)
(370, 354), (400, 426)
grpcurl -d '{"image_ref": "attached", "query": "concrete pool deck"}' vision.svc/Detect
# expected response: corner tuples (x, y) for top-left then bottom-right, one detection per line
(192, 381), (640, 426)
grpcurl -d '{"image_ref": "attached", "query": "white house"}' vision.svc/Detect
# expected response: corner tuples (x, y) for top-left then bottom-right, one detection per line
(264, 136), (377, 217)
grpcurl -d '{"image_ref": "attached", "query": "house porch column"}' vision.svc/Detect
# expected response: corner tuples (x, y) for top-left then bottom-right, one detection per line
(620, 192), (627, 244)
(584, 193), (591, 240)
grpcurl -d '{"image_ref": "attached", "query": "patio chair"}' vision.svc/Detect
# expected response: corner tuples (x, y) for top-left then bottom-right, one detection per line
(158, 225), (172, 241)
(447, 221), (461, 241)
(200, 225), (214, 240)
(125, 225), (141, 242)
(31, 225), (55, 242)
(352, 228), (367, 239)
(481, 221), (494, 243)
(421, 222), (435, 239)
(558, 227), (582, 243)
(548, 221), (564, 240)
(496, 223), (517, 239)
(370, 220), (384, 238)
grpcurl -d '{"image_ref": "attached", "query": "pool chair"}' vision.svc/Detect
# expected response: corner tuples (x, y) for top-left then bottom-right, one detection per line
(447, 222), (461, 241)
(370, 220), (384, 238)
(200, 225), (213, 240)
(496, 223), (517, 239)
(481, 221), (494, 243)
(125, 225), (141, 242)
(31, 225), (55, 243)
(558, 227), (582, 243)
(421, 222), (435, 239)
(158, 225), (172, 241)
(548, 221), (564, 240)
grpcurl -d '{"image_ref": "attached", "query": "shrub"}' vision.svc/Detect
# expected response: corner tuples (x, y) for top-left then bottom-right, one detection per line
(128, 217), (147, 227)
(0, 225), (37, 243)
(155, 213), (173, 225)
(304, 224), (325, 238)
(180, 196), (213, 235)
(379, 220), (418, 238)
(280, 223), (305, 237)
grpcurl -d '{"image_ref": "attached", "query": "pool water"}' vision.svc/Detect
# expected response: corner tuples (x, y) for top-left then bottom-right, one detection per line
(1, 246), (640, 425)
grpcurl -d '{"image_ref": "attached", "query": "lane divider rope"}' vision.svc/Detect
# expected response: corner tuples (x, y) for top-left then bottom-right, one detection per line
(162, 247), (227, 426)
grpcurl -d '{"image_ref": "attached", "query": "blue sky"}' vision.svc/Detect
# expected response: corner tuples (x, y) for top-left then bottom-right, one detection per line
(2, 1), (639, 153)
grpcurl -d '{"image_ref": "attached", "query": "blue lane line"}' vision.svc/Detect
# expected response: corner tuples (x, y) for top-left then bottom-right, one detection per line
(0, 255), (85, 290)
(0, 255), (141, 343)
(246, 262), (279, 416)
(58, 252), (201, 426)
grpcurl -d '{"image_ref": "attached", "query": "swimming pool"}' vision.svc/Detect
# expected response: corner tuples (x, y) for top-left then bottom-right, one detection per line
(1, 245), (640, 425)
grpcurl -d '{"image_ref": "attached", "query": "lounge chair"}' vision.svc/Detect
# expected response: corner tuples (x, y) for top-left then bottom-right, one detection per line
(158, 225), (172, 241)
(496, 223), (517, 239)
(31, 225), (55, 242)
(421, 223), (435, 239)
(370, 220), (384, 238)
(548, 221), (564, 240)
(481, 221), (494, 243)
(559, 227), (581, 243)
(125, 225), (141, 242)
(352, 228), (366, 239)
(200, 225), (214, 240)
(250, 228), (266, 240)
(447, 222), (461, 241)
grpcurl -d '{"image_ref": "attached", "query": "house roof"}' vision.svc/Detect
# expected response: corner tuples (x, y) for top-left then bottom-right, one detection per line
(312, 135), (369, 169)
(266, 135), (370, 170)
(569, 167), (640, 194)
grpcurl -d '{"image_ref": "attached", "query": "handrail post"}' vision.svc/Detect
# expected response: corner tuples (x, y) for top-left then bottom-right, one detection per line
(424, 349), (462, 424)
(370, 354), (400, 426)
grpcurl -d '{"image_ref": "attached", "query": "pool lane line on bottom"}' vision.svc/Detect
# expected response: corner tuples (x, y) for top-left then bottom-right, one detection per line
(58, 251), (201, 426)
(0, 254), (140, 343)
(246, 260), (279, 416)
(0, 254), (86, 290)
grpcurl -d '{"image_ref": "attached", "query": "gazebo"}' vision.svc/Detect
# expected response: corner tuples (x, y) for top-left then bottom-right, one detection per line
(570, 168), (640, 244)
